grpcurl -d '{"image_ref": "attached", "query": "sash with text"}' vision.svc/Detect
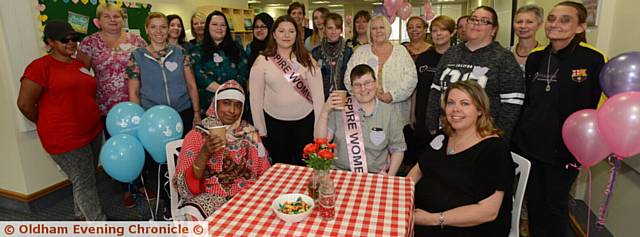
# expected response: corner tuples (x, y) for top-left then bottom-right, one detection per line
(342, 96), (368, 173)
(269, 54), (313, 104)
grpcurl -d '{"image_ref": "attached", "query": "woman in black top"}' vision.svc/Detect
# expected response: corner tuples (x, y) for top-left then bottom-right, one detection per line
(511, 2), (606, 236)
(408, 80), (514, 236)
(404, 16), (456, 168)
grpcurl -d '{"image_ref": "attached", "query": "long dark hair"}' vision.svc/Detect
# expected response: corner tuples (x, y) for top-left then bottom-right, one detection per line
(167, 14), (186, 44)
(202, 11), (241, 63)
(555, 1), (588, 43)
(262, 15), (315, 74)
(351, 10), (371, 44)
(249, 13), (274, 68)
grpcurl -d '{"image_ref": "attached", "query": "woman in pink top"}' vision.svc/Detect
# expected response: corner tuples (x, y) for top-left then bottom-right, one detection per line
(249, 15), (324, 165)
(77, 4), (146, 119)
(76, 3), (149, 208)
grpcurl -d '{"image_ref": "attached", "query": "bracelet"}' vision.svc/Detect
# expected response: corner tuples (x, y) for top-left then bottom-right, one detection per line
(439, 211), (445, 229)
(193, 162), (204, 171)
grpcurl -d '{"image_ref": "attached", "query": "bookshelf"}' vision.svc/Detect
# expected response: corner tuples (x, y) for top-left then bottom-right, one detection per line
(196, 6), (255, 47)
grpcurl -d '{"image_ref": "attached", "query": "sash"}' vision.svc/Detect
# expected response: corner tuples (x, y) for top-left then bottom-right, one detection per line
(269, 54), (313, 104)
(342, 96), (368, 173)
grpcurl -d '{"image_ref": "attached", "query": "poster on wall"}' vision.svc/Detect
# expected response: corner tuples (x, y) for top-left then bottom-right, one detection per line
(68, 11), (89, 34)
(583, 0), (600, 26)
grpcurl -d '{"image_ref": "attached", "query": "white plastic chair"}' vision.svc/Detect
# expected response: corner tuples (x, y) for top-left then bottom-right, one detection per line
(165, 139), (186, 221)
(509, 152), (531, 237)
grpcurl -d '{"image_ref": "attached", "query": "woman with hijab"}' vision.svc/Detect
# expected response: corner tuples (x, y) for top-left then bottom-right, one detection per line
(174, 80), (271, 220)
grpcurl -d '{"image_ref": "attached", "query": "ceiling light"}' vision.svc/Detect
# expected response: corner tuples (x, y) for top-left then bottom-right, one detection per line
(327, 4), (343, 7)
(312, 1), (331, 3)
(372, 2), (383, 5)
(266, 3), (282, 7)
(248, 0), (261, 3)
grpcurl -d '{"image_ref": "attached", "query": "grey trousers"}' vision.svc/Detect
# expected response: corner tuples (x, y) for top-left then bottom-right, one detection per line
(50, 135), (107, 221)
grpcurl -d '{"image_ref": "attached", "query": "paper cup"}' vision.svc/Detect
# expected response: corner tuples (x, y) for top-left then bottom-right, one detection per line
(334, 90), (348, 107)
(208, 126), (226, 138)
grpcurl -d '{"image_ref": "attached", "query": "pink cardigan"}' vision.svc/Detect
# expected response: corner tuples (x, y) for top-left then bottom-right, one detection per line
(249, 55), (325, 136)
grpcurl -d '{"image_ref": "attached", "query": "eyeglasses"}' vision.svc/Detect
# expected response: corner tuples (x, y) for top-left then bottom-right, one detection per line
(352, 80), (376, 90)
(253, 25), (269, 30)
(467, 17), (494, 26)
(58, 36), (81, 44)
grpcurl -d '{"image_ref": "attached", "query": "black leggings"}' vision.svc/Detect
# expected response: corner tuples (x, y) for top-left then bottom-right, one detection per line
(263, 112), (315, 166)
(526, 159), (579, 237)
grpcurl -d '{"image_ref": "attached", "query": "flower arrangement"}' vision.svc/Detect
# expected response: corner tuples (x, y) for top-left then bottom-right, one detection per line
(302, 138), (337, 170)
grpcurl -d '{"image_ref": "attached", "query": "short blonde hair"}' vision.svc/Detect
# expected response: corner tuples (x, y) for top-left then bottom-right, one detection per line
(145, 12), (167, 27)
(96, 3), (124, 19)
(367, 16), (391, 43)
(440, 80), (502, 137)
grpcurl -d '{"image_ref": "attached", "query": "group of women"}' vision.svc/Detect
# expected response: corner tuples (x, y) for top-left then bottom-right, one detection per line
(17, 1), (606, 236)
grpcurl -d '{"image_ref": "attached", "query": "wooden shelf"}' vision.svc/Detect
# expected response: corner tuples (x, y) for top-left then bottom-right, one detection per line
(195, 5), (255, 47)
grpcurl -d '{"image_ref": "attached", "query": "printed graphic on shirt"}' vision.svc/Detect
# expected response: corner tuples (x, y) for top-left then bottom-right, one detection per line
(433, 64), (490, 91)
(418, 64), (436, 73)
(571, 68), (588, 82)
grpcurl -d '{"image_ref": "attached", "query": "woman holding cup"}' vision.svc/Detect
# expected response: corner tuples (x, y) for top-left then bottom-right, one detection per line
(174, 80), (270, 220)
(315, 64), (406, 175)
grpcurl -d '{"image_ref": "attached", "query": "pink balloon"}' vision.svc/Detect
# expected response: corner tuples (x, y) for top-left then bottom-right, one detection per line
(562, 109), (612, 167)
(597, 91), (640, 157)
(384, 0), (401, 17)
(398, 2), (413, 21)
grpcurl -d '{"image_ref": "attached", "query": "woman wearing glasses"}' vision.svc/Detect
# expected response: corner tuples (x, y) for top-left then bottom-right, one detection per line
(315, 64), (406, 176)
(512, 2), (606, 236)
(17, 20), (106, 221)
(425, 6), (524, 143)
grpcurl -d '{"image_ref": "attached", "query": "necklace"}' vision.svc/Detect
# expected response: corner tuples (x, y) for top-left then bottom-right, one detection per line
(545, 52), (559, 92)
(514, 41), (539, 57)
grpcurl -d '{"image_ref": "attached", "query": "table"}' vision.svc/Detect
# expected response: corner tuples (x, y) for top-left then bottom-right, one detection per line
(206, 164), (415, 236)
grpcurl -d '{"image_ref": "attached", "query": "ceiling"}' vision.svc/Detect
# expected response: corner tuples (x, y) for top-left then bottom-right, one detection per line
(249, 0), (469, 10)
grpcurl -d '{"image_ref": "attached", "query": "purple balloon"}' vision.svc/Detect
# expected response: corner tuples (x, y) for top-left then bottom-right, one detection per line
(372, 5), (388, 17)
(600, 51), (640, 97)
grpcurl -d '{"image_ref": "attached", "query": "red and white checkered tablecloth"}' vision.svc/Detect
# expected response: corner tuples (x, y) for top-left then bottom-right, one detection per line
(206, 163), (415, 236)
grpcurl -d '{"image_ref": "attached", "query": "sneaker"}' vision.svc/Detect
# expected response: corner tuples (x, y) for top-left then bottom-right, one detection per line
(123, 194), (136, 208)
(138, 187), (156, 201)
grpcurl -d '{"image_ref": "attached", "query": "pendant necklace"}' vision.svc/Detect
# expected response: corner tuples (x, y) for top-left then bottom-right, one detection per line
(545, 52), (559, 92)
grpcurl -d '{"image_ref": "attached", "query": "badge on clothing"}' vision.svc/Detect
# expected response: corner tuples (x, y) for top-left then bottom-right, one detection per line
(430, 134), (445, 150)
(165, 61), (178, 72)
(370, 127), (385, 146)
(571, 69), (588, 82)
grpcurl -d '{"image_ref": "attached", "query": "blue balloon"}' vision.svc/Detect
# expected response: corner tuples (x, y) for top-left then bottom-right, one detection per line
(137, 105), (183, 164)
(100, 134), (145, 183)
(106, 102), (145, 137)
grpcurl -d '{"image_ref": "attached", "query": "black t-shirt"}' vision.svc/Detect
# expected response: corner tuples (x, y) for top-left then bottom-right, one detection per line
(414, 133), (514, 237)
(414, 47), (443, 134)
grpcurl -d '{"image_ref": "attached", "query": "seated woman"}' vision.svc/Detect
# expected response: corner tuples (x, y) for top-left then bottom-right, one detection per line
(408, 80), (514, 236)
(174, 80), (271, 220)
(314, 64), (406, 176)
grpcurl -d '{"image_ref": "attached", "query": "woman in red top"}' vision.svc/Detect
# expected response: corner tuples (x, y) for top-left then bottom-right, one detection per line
(17, 20), (106, 221)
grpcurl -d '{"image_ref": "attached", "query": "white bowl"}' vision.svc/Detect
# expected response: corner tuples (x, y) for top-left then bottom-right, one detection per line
(272, 193), (315, 223)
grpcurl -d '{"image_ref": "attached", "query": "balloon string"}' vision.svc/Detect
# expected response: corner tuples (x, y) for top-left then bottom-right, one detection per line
(597, 155), (621, 229)
(140, 175), (155, 220)
(587, 169), (592, 237)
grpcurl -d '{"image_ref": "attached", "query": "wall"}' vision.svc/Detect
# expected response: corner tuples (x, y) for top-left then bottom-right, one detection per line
(0, 0), (67, 196)
(0, 0), (250, 198)
(517, 1), (640, 236)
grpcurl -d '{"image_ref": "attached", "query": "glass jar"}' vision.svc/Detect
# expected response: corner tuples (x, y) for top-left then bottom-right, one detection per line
(318, 172), (335, 221)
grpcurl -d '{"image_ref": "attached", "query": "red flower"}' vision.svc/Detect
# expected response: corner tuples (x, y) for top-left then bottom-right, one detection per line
(318, 149), (334, 160)
(327, 143), (337, 149)
(303, 143), (319, 154)
(315, 138), (328, 145)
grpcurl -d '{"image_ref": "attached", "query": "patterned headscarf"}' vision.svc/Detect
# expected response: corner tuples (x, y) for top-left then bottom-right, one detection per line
(204, 80), (246, 140)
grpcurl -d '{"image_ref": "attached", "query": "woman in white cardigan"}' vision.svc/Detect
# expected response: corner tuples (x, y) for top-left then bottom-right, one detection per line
(345, 16), (417, 127)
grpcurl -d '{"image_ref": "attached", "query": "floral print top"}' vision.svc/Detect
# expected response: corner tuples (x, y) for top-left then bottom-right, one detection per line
(78, 32), (147, 115)
(189, 43), (249, 110)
